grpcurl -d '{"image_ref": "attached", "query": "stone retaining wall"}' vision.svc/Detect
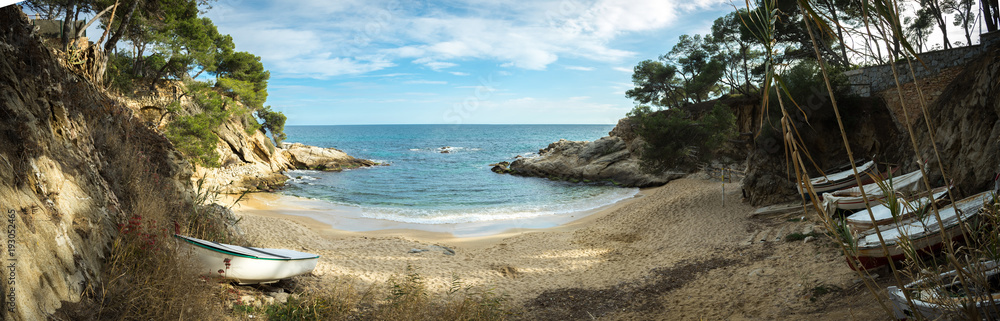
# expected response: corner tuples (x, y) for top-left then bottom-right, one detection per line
(845, 31), (1000, 97)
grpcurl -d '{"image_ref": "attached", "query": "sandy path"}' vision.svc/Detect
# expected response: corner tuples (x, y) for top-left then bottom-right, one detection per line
(229, 178), (887, 320)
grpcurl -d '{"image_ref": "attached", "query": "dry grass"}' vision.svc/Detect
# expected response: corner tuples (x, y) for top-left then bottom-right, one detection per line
(232, 266), (514, 321)
(54, 115), (232, 320)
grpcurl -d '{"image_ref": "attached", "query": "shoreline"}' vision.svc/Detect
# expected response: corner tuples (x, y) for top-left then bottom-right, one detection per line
(222, 186), (653, 248)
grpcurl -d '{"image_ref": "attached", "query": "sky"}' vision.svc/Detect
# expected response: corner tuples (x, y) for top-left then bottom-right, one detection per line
(6, 0), (983, 125)
(198, 0), (737, 125)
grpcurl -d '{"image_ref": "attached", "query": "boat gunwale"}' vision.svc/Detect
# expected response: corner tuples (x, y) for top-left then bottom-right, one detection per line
(174, 234), (320, 261)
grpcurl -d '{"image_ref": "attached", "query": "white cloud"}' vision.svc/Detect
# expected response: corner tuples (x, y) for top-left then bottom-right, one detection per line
(404, 80), (448, 85)
(449, 71), (470, 76)
(415, 60), (458, 70)
(565, 66), (595, 71)
(613, 66), (633, 73)
(207, 0), (730, 78)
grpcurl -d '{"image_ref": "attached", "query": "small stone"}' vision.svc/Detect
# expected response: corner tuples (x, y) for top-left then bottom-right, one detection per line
(803, 236), (814, 243)
(269, 292), (290, 304)
(408, 248), (428, 253)
(428, 245), (456, 255)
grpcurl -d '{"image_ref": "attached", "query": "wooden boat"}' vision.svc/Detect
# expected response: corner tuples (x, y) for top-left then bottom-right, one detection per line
(845, 186), (951, 231)
(174, 234), (320, 284)
(848, 191), (994, 271)
(822, 169), (922, 211)
(888, 260), (1000, 320)
(797, 160), (879, 194)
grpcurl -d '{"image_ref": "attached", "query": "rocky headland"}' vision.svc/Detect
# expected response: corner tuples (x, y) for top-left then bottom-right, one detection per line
(187, 139), (378, 194)
(494, 118), (684, 187)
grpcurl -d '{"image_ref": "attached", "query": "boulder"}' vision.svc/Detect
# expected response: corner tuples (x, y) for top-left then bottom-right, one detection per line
(490, 161), (511, 174)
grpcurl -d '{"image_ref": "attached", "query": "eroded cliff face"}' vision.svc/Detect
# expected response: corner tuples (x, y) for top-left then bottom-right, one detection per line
(910, 46), (1000, 197)
(0, 7), (192, 319)
(507, 118), (684, 187)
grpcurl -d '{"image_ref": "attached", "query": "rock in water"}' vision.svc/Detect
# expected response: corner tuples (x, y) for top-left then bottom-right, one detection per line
(491, 161), (511, 174)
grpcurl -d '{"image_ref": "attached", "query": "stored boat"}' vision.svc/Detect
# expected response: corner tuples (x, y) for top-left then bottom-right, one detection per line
(822, 169), (922, 211)
(888, 260), (1000, 320)
(175, 234), (320, 284)
(845, 186), (951, 231)
(848, 191), (994, 270)
(798, 160), (879, 194)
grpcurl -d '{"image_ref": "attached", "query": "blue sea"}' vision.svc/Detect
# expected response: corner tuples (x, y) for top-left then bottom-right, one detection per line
(281, 125), (639, 225)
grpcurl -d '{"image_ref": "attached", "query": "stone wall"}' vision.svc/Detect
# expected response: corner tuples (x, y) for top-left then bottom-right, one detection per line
(879, 65), (965, 128)
(845, 31), (1000, 97)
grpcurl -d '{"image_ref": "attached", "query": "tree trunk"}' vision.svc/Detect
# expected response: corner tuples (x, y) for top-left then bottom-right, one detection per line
(78, 5), (116, 39)
(741, 43), (750, 95)
(826, 0), (849, 66)
(988, 0), (1000, 32)
(104, 0), (140, 53)
(933, 5), (951, 49)
(149, 58), (176, 91)
(61, 0), (76, 49)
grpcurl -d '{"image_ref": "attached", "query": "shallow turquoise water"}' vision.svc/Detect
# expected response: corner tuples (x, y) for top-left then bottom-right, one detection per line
(281, 124), (638, 224)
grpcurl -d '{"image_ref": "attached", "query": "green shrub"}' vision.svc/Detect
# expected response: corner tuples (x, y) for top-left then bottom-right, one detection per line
(629, 102), (735, 172)
(257, 105), (287, 145)
(166, 113), (222, 167)
(104, 54), (138, 94)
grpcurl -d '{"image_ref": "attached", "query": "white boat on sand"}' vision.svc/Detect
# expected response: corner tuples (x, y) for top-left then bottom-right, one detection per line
(822, 169), (924, 211)
(175, 234), (320, 285)
(888, 260), (1000, 320)
(845, 186), (951, 231)
(798, 160), (879, 194)
(849, 191), (994, 270)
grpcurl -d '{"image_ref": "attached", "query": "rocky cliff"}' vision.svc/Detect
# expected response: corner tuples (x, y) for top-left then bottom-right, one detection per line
(0, 7), (193, 319)
(909, 44), (1000, 197)
(112, 82), (376, 194)
(502, 118), (684, 187)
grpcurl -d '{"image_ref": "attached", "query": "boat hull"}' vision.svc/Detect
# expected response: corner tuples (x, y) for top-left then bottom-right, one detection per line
(822, 169), (920, 211)
(846, 186), (951, 232)
(846, 190), (994, 271)
(175, 235), (320, 284)
(847, 224), (965, 271)
(887, 261), (1000, 320)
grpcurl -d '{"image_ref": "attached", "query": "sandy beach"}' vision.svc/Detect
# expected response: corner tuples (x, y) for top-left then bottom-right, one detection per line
(228, 178), (887, 319)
